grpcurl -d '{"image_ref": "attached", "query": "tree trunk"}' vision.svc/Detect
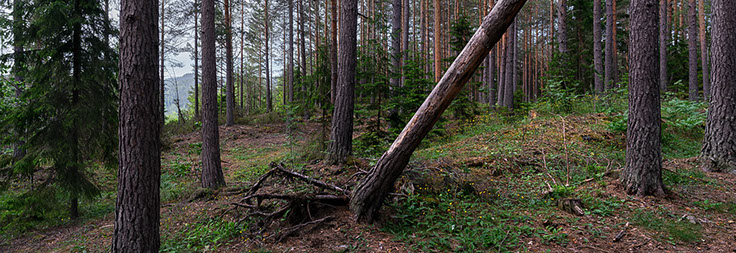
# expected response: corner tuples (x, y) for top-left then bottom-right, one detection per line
(504, 21), (514, 109)
(497, 35), (505, 106)
(194, 0), (200, 120)
(326, 0), (358, 165)
(350, 0), (527, 222)
(605, 0), (614, 89)
(391, 0), (401, 90)
(160, 0), (166, 127)
(698, 0), (710, 101)
(114, 0), (161, 250)
(557, 0), (568, 55)
(288, 0), (294, 104)
(240, 0), (245, 111)
(330, 0), (338, 104)
(660, 0), (668, 91)
(688, 0), (699, 101)
(594, 0), (604, 94)
(201, 0), (226, 189)
(225, 0), (235, 125)
(434, 0), (441, 82)
(402, 0), (410, 86)
(701, 0), (736, 174)
(623, 0), (666, 197)
(265, 0), (272, 112)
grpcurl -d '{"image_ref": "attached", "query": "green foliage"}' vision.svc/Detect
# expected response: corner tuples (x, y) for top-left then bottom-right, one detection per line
(161, 218), (245, 252)
(630, 208), (703, 244)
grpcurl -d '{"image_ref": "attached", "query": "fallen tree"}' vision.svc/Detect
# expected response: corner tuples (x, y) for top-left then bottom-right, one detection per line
(349, 0), (528, 222)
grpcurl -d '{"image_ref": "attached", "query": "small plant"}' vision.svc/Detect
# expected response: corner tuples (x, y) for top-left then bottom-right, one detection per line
(161, 218), (244, 252)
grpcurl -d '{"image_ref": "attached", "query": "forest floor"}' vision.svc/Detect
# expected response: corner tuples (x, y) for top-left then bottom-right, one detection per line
(2, 108), (736, 252)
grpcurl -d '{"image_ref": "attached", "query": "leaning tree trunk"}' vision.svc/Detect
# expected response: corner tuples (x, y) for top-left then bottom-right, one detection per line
(622, 0), (666, 197)
(687, 0), (699, 101)
(349, 0), (527, 222)
(113, 0), (161, 250)
(326, 0), (358, 165)
(200, 0), (226, 189)
(701, 0), (736, 174)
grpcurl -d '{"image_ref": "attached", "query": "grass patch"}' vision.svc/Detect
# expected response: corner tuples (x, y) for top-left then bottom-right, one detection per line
(161, 218), (245, 252)
(630, 208), (703, 244)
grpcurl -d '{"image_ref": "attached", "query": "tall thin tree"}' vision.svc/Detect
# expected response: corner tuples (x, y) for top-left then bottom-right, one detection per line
(326, 0), (358, 165)
(701, 0), (736, 174)
(225, 0), (235, 125)
(687, 0), (699, 101)
(113, 0), (161, 250)
(623, 0), (666, 196)
(201, 0), (226, 189)
(594, 0), (604, 94)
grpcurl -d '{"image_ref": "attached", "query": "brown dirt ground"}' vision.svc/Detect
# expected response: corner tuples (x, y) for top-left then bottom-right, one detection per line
(3, 115), (736, 252)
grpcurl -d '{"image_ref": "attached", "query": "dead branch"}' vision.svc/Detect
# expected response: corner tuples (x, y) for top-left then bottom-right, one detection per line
(275, 216), (334, 242)
(613, 222), (629, 242)
(271, 162), (349, 194)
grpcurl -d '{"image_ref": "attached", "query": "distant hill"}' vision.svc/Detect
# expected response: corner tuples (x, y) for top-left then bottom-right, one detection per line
(164, 73), (194, 119)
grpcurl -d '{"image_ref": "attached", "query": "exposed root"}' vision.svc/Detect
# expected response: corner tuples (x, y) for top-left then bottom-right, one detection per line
(230, 162), (350, 242)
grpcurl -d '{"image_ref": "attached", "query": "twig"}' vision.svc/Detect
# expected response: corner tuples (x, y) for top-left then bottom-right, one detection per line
(496, 230), (511, 252)
(613, 222), (629, 242)
(272, 162), (350, 194)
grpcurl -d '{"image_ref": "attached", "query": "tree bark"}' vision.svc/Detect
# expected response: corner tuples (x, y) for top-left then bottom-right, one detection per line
(698, 0), (710, 101)
(349, 0), (527, 222)
(265, 0), (272, 112)
(326, 0), (358, 165)
(557, 0), (568, 55)
(594, 0), (604, 94)
(434, 0), (441, 82)
(660, 0), (668, 91)
(225, 0), (235, 125)
(288, 0), (294, 104)
(194, 0), (200, 120)
(391, 0), (402, 91)
(201, 0), (226, 189)
(701, 0), (736, 174)
(330, 0), (338, 104)
(114, 0), (161, 250)
(688, 0), (699, 101)
(623, 0), (666, 197)
(160, 0), (166, 127)
(503, 21), (514, 109)
(605, 0), (614, 90)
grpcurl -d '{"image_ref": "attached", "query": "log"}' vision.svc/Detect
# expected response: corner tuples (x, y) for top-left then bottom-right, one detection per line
(349, 0), (528, 222)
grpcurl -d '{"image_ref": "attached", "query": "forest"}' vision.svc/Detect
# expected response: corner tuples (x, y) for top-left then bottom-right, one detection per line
(1, 0), (735, 251)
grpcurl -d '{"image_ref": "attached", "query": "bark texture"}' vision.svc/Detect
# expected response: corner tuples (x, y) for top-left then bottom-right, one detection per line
(201, 0), (226, 189)
(503, 21), (514, 109)
(557, 0), (568, 55)
(659, 0), (668, 91)
(326, 0), (358, 165)
(594, 0), (604, 94)
(349, 0), (527, 222)
(113, 0), (161, 250)
(605, 0), (614, 89)
(688, 0), (699, 101)
(623, 0), (666, 197)
(434, 0), (441, 82)
(701, 0), (736, 174)
(698, 0), (710, 100)
(225, 0), (235, 125)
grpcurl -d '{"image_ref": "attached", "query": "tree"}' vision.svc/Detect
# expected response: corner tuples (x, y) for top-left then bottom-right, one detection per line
(594, 0), (604, 94)
(605, 0), (614, 89)
(326, 0), (358, 165)
(391, 0), (402, 92)
(350, 0), (527, 222)
(330, 0), (337, 104)
(687, 0), (699, 101)
(660, 0), (668, 91)
(557, 0), (568, 55)
(225, 0), (235, 125)
(698, 0), (710, 100)
(288, 0), (294, 104)
(503, 20), (514, 109)
(193, 0), (200, 120)
(622, 0), (666, 196)
(201, 0), (226, 189)
(113, 0), (161, 250)
(701, 0), (736, 173)
(434, 0), (441, 82)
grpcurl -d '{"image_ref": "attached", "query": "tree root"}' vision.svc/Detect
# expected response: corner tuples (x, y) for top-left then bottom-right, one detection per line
(230, 162), (350, 241)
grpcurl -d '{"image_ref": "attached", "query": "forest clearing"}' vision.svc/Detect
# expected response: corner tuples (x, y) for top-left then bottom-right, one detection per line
(2, 0), (735, 252)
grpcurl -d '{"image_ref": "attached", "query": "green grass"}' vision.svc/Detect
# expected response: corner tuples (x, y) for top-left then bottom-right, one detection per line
(161, 218), (245, 252)
(630, 208), (703, 244)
